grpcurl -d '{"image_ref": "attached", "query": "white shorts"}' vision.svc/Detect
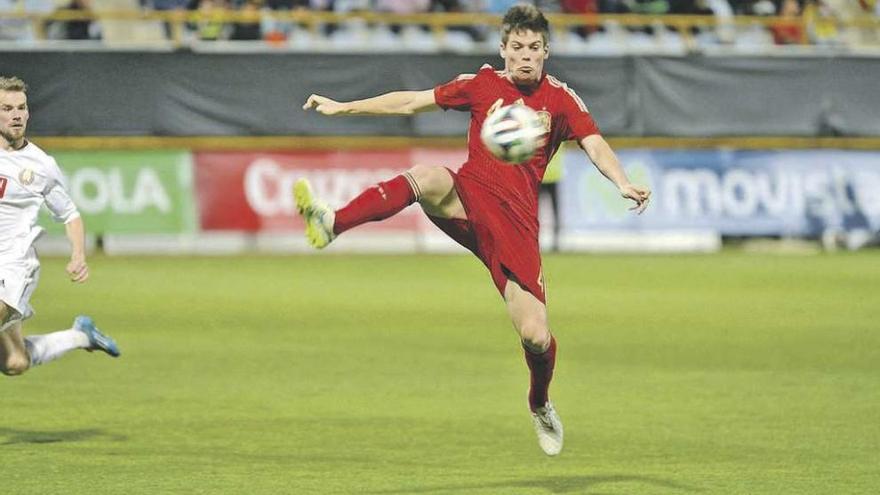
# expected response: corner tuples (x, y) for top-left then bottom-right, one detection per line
(0, 247), (41, 326)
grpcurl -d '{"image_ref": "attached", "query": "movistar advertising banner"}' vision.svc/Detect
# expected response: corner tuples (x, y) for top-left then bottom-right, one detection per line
(42, 151), (197, 234)
(562, 149), (880, 237)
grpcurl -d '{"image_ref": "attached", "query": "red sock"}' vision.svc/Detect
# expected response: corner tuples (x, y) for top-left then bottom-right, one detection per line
(333, 174), (418, 235)
(523, 335), (557, 411)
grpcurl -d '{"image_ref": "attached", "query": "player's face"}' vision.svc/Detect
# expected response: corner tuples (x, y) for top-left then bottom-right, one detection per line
(501, 29), (548, 88)
(0, 91), (29, 147)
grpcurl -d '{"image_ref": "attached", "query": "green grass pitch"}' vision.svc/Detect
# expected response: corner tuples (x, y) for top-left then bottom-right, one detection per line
(2, 252), (878, 494)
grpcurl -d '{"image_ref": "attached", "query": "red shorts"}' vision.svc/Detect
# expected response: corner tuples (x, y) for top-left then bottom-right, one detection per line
(426, 169), (545, 304)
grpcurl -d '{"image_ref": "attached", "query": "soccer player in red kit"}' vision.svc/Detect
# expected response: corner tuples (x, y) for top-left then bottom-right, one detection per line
(295, 4), (650, 456)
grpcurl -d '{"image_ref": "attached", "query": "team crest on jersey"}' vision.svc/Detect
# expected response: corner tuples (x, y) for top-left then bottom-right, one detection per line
(18, 168), (35, 186)
(536, 110), (552, 134)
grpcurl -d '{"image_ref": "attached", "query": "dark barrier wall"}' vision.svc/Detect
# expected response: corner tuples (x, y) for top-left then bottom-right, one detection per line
(1, 52), (877, 137)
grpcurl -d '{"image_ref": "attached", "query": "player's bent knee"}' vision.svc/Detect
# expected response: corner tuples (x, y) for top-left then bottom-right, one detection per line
(518, 320), (551, 352)
(1, 356), (30, 376)
(407, 164), (451, 200)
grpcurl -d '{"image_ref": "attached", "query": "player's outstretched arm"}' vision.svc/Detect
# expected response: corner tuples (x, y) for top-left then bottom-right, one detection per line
(302, 89), (439, 116)
(64, 216), (89, 283)
(580, 134), (651, 214)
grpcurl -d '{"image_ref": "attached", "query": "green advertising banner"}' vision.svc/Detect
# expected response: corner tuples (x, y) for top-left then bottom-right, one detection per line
(41, 150), (196, 234)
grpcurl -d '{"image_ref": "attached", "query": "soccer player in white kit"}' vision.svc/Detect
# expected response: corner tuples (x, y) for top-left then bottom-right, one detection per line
(0, 76), (120, 377)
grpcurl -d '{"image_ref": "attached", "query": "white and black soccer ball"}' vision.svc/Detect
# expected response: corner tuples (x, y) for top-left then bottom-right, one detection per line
(480, 103), (546, 164)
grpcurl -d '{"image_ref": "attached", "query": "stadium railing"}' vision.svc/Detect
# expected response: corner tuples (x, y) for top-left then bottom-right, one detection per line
(1, 10), (879, 53)
(30, 135), (880, 152)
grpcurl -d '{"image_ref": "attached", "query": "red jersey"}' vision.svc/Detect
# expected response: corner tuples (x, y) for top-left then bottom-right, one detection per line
(434, 64), (600, 237)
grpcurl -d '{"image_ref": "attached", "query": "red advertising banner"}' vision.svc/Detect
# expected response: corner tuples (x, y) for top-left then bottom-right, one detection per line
(195, 149), (467, 232)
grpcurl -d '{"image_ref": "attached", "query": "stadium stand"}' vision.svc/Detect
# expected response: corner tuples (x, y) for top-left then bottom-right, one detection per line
(0, 0), (876, 50)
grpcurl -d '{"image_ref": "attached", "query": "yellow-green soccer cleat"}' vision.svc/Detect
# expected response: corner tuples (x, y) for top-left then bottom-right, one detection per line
(531, 401), (563, 456)
(293, 178), (336, 249)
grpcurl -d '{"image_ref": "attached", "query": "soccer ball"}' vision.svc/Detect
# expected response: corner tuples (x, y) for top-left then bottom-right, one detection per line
(480, 103), (546, 164)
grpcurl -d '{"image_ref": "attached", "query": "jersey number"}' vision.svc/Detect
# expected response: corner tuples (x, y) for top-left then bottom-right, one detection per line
(0, 177), (6, 198)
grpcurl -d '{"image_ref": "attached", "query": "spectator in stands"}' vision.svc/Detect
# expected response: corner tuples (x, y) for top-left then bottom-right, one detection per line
(0, 0), (54, 41)
(53, 0), (100, 40)
(599, 0), (627, 12)
(749, 0), (776, 15)
(485, 0), (526, 14)
(562, 0), (598, 13)
(265, 0), (309, 8)
(803, 0), (840, 44)
(534, 0), (562, 12)
(669, 0), (712, 14)
(626, 0), (670, 14)
(432, 0), (466, 11)
(258, 0), (311, 43)
(561, 0), (599, 39)
(143, 0), (189, 11)
(377, 0), (430, 37)
(730, 0), (795, 15)
(821, 0), (880, 46)
(377, 0), (431, 12)
(600, 0), (668, 35)
(140, 0), (189, 39)
(229, 0), (262, 39)
(329, 0), (370, 11)
(432, 0), (485, 41)
(306, 0), (366, 40)
(770, 0), (805, 44)
(669, 0), (734, 43)
(194, 0), (230, 40)
(0, 0), (13, 40)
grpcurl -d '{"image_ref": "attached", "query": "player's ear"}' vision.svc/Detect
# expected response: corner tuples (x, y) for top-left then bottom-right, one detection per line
(499, 42), (505, 59)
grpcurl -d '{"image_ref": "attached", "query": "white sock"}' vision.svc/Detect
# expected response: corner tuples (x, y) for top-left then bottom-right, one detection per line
(24, 329), (90, 367)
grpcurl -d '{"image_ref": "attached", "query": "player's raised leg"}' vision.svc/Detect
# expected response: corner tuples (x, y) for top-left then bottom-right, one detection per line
(294, 164), (464, 249)
(24, 315), (119, 367)
(504, 280), (562, 456)
(23, 315), (119, 368)
(1, 303), (119, 376)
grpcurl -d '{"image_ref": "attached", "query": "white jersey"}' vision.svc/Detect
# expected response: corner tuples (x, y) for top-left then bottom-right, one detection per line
(0, 141), (79, 259)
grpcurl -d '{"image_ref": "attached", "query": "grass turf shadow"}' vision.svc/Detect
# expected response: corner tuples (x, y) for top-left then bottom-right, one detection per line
(367, 474), (699, 494)
(0, 428), (127, 445)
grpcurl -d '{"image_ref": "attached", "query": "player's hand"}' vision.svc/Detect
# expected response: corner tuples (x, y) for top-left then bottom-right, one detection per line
(66, 256), (89, 283)
(302, 94), (347, 116)
(620, 183), (651, 215)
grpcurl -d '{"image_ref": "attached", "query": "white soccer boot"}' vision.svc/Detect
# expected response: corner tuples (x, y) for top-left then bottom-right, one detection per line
(293, 178), (336, 249)
(531, 401), (563, 456)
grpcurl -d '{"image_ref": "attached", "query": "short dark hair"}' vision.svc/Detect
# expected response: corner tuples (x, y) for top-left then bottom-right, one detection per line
(0, 76), (27, 93)
(501, 4), (549, 45)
